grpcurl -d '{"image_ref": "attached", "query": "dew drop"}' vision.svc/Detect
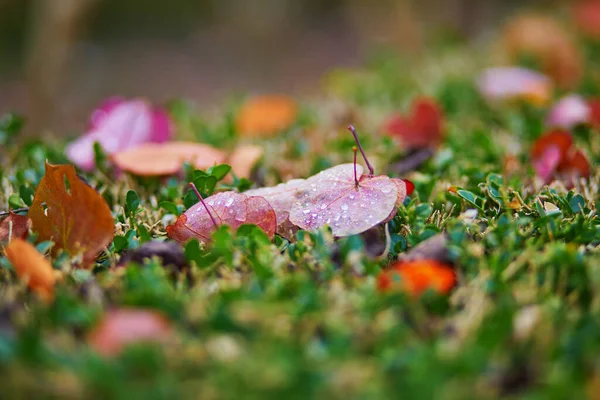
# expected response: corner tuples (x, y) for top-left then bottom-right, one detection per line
(303, 209), (311, 214)
(341, 204), (349, 211)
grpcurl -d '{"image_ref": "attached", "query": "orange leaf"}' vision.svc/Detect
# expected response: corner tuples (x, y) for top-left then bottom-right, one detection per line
(236, 95), (298, 138)
(227, 144), (264, 180)
(88, 309), (174, 356)
(112, 142), (226, 176)
(29, 162), (114, 266)
(502, 14), (583, 88)
(4, 238), (56, 302)
(377, 259), (456, 297)
(0, 212), (30, 242)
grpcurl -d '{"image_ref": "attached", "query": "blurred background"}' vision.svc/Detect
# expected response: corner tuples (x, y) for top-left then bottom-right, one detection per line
(0, 0), (559, 134)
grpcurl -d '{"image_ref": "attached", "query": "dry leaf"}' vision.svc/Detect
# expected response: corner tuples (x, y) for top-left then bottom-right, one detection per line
(236, 95), (298, 138)
(0, 212), (30, 242)
(112, 142), (226, 176)
(227, 144), (264, 179)
(502, 14), (582, 88)
(88, 309), (174, 356)
(4, 238), (56, 302)
(377, 259), (456, 297)
(383, 97), (445, 149)
(29, 162), (114, 266)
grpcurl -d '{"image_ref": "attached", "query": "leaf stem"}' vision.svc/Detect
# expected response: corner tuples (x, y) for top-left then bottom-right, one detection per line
(189, 182), (218, 228)
(352, 146), (359, 187)
(348, 125), (374, 175)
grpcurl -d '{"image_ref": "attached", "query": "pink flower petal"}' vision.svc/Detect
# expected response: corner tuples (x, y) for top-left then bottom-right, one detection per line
(546, 94), (590, 129)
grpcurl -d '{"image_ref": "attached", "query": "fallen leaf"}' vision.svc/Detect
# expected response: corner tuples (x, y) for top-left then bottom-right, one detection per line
(236, 95), (298, 138)
(546, 94), (591, 129)
(289, 126), (409, 237)
(112, 142), (226, 176)
(477, 67), (552, 105)
(167, 190), (276, 244)
(289, 163), (400, 237)
(227, 144), (264, 179)
(572, 0), (600, 39)
(29, 162), (114, 266)
(383, 97), (445, 149)
(397, 233), (451, 264)
(4, 238), (56, 302)
(388, 148), (435, 175)
(0, 212), (30, 242)
(245, 178), (305, 237)
(119, 241), (188, 280)
(377, 259), (456, 297)
(88, 308), (174, 356)
(531, 130), (591, 184)
(66, 98), (173, 171)
(502, 14), (583, 88)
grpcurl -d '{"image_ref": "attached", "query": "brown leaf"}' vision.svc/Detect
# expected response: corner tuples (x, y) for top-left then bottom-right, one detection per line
(112, 142), (226, 176)
(0, 212), (30, 242)
(227, 144), (264, 180)
(88, 308), (174, 356)
(4, 238), (56, 302)
(29, 162), (114, 266)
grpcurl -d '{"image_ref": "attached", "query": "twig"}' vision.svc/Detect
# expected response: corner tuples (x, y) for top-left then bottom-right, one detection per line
(0, 207), (29, 218)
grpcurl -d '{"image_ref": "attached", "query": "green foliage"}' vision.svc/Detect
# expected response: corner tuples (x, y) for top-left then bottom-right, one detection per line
(0, 27), (599, 400)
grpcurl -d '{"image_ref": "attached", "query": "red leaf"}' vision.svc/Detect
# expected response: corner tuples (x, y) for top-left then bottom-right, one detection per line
(167, 191), (276, 243)
(531, 130), (573, 160)
(88, 309), (174, 357)
(383, 97), (444, 149)
(0, 212), (30, 242)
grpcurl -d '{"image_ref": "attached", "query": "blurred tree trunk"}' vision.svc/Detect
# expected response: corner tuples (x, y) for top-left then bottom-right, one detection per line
(25, 0), (98, 135)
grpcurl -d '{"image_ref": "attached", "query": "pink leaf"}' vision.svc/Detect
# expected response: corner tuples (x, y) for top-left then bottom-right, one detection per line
(546, 94), (590, 129)
(477, 67), (551, 104)
(245, 179), (305, 234)
(289, 164), (399, 237)
(67, 98), (173, 171)
(533, 145), (561, 183)
(167, 191), (276, 244)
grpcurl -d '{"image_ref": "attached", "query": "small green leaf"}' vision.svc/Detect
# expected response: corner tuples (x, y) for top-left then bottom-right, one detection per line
(8, 193), (24, 209)
(208, 164), (232, 181)
(457, 189), (485, 211)
(113, 236), (129, 252)
(125, 190), (140, 216)
(159, 201), (180, 216)
(184, 239), (204, 266)
(569, 194), (585, 213)
(19, 185), (35, 207)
